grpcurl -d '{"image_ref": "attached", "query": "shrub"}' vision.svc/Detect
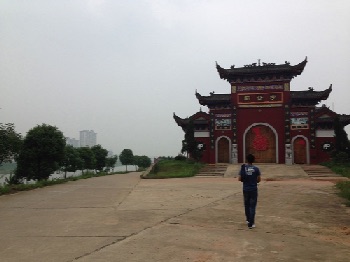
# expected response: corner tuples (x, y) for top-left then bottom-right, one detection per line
(5, 173), (23, 185)
(174, 155), (187, 161)
(334, 152), (350, 164)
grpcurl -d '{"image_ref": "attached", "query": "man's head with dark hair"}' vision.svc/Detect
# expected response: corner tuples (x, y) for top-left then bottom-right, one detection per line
(246, 154), (255, 164)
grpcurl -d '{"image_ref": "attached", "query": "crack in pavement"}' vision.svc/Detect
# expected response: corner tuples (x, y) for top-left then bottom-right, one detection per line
(2, 206), (116, 209)
(13, 235), (127, 238)
(72, 191), (240, 261)
(114, 179), (142, 211)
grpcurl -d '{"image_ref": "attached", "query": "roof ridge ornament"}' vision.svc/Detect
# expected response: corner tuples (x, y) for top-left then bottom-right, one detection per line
(216, 57), (307, 82)
(244, 61), (276, 67)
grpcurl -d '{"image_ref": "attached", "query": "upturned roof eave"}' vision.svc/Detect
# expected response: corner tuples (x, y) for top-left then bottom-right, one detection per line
(195, 92), (231, 106)
(291, 84), (332, 102)
(216, 57), (307, 81)
(316, 115), (350, 127)
(173, 111), (210, 128)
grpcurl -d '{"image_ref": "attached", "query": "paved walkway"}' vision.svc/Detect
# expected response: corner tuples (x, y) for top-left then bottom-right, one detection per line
(0, 166), (349, 261)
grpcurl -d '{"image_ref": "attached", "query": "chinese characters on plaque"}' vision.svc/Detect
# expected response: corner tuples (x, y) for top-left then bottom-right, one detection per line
(215, 114), (231, 130)
(290, 112), (309, 130)
(238, 92), (283, 105)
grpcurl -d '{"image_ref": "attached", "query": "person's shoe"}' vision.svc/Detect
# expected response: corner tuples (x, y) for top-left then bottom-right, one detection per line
(246, 221), (249, 224)
(248, 223), (255, 229)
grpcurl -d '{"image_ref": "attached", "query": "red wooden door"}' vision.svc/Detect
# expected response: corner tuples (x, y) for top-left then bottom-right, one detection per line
(245, 125), (276, 163)
(218, 138), (230, 163)
(294, 138), (307, 164)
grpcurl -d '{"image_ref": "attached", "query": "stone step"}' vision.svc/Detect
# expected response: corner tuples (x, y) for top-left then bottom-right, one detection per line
(195, 175), (224, 178)
(196, 164), (228, 177)
(301, 165), (346, 179)
(197, 171), (226, 175)
(307, 173), (340, 177)
(199, 168), (228, 173)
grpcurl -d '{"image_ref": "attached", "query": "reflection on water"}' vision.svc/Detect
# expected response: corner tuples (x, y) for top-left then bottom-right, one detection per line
(0, 165), (138, 185)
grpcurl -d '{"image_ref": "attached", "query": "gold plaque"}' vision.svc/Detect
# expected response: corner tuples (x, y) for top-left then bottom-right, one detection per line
(231, 85), (237, 93)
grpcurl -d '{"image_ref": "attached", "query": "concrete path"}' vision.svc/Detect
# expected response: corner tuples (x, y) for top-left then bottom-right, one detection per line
(0, 166), (349, 262)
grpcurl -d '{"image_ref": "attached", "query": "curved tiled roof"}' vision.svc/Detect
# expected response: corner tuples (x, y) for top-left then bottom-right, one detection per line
(195, 92), (231, 106)
(291, 85), (332, 105)
(173, 111), (210, 130)
(315, 113), (350, 126)
(216, 57), (307, 82)
(195, 85), (331, 106)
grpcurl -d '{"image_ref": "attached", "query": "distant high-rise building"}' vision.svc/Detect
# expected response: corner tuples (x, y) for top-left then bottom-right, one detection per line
(65, 137), (80, 148)
(79, 130), (97, 147)
(107, 150), (114, 157)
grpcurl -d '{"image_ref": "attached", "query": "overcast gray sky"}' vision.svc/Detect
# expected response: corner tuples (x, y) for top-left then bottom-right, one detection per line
(1, 0), (350, 158)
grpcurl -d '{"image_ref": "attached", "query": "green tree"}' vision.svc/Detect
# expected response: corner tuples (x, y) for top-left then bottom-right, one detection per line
(133, 155), (151, 170)
(77, 147), (96, 174)
(15, 124), (66, 181)
(119, 149), (134, 171)
(334, 116), (350, 153)
(181, 120), (202, 161)
(91, 145), (108, 172)
(61, 145), (82, 178)
(0, 123), (22, 165)
(105, 155), (118, 172)
(133, 155), (140, 170)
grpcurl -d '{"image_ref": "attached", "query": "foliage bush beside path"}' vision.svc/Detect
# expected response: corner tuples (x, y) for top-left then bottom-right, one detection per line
(0, 171), (127, 196)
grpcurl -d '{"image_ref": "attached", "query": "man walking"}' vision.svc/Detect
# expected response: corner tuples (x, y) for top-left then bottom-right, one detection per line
(238, 154), (261, 229)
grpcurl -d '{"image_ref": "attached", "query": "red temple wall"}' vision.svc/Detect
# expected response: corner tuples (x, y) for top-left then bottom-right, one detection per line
(195, 137), (211, 163)
(315, 137), (334, 163)
(236, 107), (286, 163)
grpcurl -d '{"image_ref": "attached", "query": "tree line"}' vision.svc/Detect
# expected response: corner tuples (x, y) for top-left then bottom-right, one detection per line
(0, 123), (151, 183)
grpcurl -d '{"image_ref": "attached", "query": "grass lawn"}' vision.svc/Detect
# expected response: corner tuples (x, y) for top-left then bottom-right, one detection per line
(336, 181), (350, 206)
(322, 162), (350, 205)
(146, 159), (204, 179)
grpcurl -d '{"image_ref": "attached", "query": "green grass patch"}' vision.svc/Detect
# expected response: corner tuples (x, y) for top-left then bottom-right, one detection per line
(0, 170), (130, 196)
(322, 162), (350, 178)
(145, 159), (204, 179)
(322, 162), (350, 205)
(336, 181), (350, 206)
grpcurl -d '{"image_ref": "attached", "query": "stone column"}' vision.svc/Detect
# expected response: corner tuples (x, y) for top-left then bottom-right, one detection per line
(231, 144), (238, 164)
(285, 144), (292, 165)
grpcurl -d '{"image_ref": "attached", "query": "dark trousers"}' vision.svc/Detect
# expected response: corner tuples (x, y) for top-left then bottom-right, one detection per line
(243, 190), (258, 226)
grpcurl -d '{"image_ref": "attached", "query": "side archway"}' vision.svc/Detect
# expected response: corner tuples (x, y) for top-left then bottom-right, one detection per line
(292, 136), (309, 164)
(216, 136), (231, 163)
